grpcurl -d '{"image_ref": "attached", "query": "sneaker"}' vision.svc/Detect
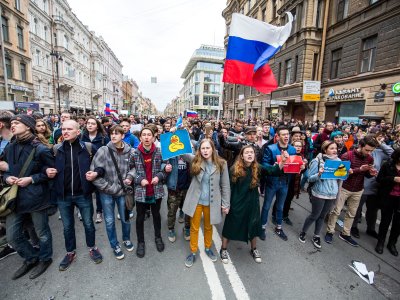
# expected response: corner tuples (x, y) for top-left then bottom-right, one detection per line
(183, 227), (190, 241)
(77, 212), (82, 221)
(95, 213), (102, 224)
(312, 236), (321, 249)
(89, 247), (103, 264)
(117, 213), (121, 220)
(284, 217), (293, 226)
(123, 240), (134, 252)
(325, 232), (333, 244)
(129, 211), (134, 219)
(260, 228), (266, 241)
(351, 227), (360, 239)
(59, 252), (76, 271)
(0, 244), (17, 261)
(113, 245), (125, 259)
(205, 248), (217, 262)
(220, 249), (229, 264)
(299, 232), (306, 243)
(185, 253), (196, 268)
(155, 237), (165, 252)
(168, 229), (176, 243)
(250, 248), (262, 263)
(136, 242), (145, 258)
(339, 233), (358, 247)
(274, 228), (288, 241)
(178, 210), (184, 223)
(58, 214), (62, 220)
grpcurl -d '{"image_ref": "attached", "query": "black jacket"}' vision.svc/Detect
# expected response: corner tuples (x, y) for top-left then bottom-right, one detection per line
(4, 138), (55, 213)
(376, 159), (398, 197)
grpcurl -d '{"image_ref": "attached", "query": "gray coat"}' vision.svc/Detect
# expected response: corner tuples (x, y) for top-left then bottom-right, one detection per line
(182, 154), (231, 225)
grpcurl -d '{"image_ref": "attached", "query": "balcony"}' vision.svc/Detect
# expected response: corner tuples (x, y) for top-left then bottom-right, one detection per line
(53, 16), (74, 33)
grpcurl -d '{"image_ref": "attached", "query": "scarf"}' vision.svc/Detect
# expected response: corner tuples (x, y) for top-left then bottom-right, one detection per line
(16, 131), (35, 144)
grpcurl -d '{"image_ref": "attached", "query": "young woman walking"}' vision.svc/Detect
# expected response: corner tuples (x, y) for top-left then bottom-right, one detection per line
(220, 145), (284, 264)
(182, 138), (230, 268)
(299, 140), (341, 249)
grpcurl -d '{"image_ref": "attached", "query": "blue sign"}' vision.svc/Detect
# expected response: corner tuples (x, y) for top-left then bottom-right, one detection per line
(160, 129), (193, 160)
(321, 160), (351, 180)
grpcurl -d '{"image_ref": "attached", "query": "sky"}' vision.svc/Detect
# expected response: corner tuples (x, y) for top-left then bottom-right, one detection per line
(67, 0), (226, 112)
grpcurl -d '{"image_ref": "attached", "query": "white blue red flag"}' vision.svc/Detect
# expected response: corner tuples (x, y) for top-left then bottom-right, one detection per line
(223, 13), (293, 94)
(186, 110), (198, 118)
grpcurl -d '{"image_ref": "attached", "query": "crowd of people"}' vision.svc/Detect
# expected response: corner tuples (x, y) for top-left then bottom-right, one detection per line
(0, 110), (399, 280)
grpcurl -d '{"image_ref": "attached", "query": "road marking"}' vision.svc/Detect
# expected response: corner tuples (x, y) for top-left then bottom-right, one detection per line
(213, 226), (250, 300)
(198, 227), (226, 300)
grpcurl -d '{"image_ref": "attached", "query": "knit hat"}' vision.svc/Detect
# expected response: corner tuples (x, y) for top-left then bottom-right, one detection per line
(330, 131), (343, 140)
(321, 140), (336, 153)
(11, 114), (36, 133)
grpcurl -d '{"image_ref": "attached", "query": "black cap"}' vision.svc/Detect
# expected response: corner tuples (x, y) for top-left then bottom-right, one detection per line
(245, 126), (257, 134)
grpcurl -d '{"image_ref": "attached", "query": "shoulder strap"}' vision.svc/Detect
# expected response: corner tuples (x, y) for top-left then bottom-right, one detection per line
(107, 147), (126, 193)
(18, 148), (36, 178)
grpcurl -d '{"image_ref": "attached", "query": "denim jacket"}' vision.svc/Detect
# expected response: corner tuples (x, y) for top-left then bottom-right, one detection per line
(308, 153), (340, 199)
(163, 156), (191, 191)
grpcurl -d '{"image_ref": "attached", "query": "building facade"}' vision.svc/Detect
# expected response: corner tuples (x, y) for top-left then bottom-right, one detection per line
(180, 44), (224, 119)
(222, 0), (400, 123)
(0, 0), (34, 110)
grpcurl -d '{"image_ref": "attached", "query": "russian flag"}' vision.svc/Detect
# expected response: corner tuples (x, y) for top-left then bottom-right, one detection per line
(223, 13), (293, 94)
(104, 103), (111, 115)
(186, 110), (198, 118)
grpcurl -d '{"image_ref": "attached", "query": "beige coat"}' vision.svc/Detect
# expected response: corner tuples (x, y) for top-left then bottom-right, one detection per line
(182, 155), (231, 225)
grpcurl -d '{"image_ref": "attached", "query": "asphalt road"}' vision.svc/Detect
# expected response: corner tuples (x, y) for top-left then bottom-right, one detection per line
(1, 190), (399, 300)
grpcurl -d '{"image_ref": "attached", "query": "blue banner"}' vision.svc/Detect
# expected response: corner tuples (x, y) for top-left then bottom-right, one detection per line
(321, 160), (351, 180)
(160, 129), (193, 160)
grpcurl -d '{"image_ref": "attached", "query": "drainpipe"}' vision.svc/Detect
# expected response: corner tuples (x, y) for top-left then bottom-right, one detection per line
(0, 5), (10, 102)
(313, 0), (330, 121)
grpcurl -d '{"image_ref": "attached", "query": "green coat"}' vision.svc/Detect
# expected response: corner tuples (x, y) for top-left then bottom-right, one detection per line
(222, 164), (280, 242)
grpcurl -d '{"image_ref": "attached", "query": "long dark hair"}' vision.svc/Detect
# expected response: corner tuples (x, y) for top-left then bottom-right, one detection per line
(84, 116), (106, 136)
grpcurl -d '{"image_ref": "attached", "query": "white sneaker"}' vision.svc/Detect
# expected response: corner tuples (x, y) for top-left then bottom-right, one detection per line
(117, 213), (121, 220)
(77, 212), (82, 221)
(95, 213), (102, 223)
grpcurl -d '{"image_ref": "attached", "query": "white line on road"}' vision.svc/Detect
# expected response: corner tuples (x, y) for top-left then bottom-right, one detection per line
(213, 226), (250, 300)
(198, 227), (226, 300)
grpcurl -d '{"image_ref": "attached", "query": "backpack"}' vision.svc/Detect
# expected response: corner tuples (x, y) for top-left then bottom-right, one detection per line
(307, 157), (322, 198)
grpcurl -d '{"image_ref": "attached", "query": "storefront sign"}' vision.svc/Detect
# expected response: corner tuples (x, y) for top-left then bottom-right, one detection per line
(374, 91), (385, 102)
(271, 100), (287, 106)
(393, 82), (400, 94)
(303, 81), (320, 101)
(15, 102), (39, 114)
(327, 88), (363, 101)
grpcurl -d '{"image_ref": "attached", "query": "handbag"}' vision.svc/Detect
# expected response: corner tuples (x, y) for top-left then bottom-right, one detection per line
(0, 148), (36, 217)
(107, 147), (135, 211)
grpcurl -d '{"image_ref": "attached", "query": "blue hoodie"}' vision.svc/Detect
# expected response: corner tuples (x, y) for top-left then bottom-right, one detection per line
(123, 131), (139, 149)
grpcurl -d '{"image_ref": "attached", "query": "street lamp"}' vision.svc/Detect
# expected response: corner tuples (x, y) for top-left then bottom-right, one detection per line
(50, 50), (63, 114)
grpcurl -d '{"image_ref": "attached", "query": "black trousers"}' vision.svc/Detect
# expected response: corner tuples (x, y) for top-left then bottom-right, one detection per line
(352, 194), (379, 231)
(378, 195), (400, 245)
(136, 198), (162, 243)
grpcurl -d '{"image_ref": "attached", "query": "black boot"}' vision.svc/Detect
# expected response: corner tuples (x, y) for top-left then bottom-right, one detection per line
(29, 259), (52, 279)
(375, 241), (384, 254)
(12, 259), (38, 280)
(387, 243), (398, 257)
(136, 242), (145, 258)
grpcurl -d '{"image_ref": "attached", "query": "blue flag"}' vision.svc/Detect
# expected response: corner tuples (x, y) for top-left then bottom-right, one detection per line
(321, 160), (351, 180)
(176, 115), (183, 128)
(160, 129), (192, 160)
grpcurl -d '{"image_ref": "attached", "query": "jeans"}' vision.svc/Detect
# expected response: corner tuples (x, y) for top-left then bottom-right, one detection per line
(58, 195), (96, 252)
(100, 193), (131, 248)
(302, 196), (335, 236)
(6, 209), (53, 262)
(136, 199), (162, 243)
(261, 177), (289, 227)
(352, 194), (379, 232)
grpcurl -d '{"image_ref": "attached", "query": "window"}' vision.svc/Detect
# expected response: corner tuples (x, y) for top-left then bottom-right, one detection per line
(360, 36), (377, 73)
(5, 58), (12, 79)
(316, 0), (323, 28)
(337, 0), (349, 22)
(20, 63), (26, 81)
(293, 55), (298, 82)
(247, 0), (251, 12)
(194, 95), (199, 105)
(15, 0), (21, 11)
(284, 59), (292, 84)
(272, 0), (277, 19)
(43, 0), (49, 13)
(330, 48), (342, 79)
(44, 26), (48, 41)
(277, 62), (282, 86)
(63, 35), (69, 50)
(290, 8), (297, 34)
(297, 3), (303, 31)
(2, 17), (9, 42)
(33, 18), (38, 35)
(262, 8), (266, 22)
(370, 0), (379, 4)
(17, 26), (24, 48)
(312, 53), (319, 80)
(35, 49), (41, 66)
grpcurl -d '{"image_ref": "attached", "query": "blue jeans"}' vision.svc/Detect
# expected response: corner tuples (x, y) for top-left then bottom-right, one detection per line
(58, 195), (96, 252)
(100, 193), (131, 248)
(261, 178), (289, 227)
(6, 209), (53, 262)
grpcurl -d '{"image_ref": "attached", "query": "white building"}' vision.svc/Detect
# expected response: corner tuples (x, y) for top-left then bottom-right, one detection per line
(180, 45), (224, 119)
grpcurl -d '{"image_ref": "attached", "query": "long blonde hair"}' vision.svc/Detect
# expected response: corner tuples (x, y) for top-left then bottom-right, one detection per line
(191, 138), (225, 175)
(231, 145), (259, 189)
